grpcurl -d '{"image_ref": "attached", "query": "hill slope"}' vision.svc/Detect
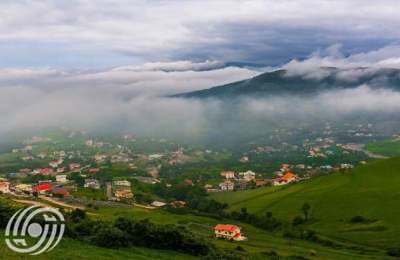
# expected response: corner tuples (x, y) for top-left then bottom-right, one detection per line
(175, 68), (400, 99)
(212, 157), (400, 249)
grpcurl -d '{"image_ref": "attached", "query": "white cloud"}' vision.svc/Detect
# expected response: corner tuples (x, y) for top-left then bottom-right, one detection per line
(1, 0), (400, 61)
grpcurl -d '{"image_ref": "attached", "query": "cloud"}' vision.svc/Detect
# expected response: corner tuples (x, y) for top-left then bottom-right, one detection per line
(282, 45), (400, 80)
(1, 1), (400, 66)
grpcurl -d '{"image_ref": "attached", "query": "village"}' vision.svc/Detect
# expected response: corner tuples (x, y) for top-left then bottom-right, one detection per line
(0, 126), (383, 245)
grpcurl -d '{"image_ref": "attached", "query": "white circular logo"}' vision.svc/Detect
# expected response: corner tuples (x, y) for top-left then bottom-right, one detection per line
(5, 206), (65, 255)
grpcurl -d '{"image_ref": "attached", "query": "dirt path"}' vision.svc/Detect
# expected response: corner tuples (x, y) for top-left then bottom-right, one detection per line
(40, 196), (85, 210)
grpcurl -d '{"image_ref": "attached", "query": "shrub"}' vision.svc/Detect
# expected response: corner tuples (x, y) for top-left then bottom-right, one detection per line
(350, 215), (366, 223)
(387, 248), (400, 257)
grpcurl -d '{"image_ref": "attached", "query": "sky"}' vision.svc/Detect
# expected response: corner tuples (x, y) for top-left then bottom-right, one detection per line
(1, 0), (400, 68)
(2, 1), (400, 139)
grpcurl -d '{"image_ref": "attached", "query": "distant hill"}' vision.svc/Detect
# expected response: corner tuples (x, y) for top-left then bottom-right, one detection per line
(174, 68), (400, 99)
(212, 157), (400, 249)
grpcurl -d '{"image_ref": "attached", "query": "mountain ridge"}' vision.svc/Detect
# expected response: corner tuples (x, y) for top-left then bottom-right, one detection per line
(173, 67), (400, 99)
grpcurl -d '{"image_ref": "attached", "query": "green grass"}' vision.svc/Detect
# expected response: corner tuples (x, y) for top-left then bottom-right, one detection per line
(0, 230), (194, 260)
(365, 139), (400, 157)
(84, 205), (387, 259)
(212, 157), (400, 250)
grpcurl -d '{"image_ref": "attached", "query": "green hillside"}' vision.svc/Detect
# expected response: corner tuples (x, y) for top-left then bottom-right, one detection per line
(0, 231), (194, 260)
(212, 157), (400, 250)
(175, 68), (400, 99)
(365, 139), (400, 157)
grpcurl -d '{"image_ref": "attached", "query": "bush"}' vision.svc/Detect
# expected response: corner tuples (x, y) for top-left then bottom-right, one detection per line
(387, 247), (400, 257)
(350, 215), (366, 223)
(292, 216), (305, 226)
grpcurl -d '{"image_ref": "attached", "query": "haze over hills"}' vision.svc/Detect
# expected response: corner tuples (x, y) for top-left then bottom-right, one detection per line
(175, 67), (400, 99)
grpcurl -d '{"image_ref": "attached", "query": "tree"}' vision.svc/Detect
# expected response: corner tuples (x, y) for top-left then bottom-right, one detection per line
(302, 202), (311, 221)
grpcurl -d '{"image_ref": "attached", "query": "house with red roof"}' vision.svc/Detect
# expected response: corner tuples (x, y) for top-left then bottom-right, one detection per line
(214, 224), (246, 241)
(33, 182), (53, 194)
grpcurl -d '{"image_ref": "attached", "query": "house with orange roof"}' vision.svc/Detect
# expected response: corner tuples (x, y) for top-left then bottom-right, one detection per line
(273, 172), (299, 186)
(214, 224), (246, 241)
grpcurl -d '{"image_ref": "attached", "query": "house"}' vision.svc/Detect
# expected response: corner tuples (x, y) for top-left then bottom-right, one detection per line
(57, 167), (65, 173)
(0, 181), (10, 193)
(273, 172), (299, 186)
(151, 201), (167, 207)
(84, 179), (101, 189)
(22, 156), (34, 161)
(88, 168), (100, 173)
(220, 171), (235, 179)
(19, 168), (32, 174)
(236, 179), (248, 190)
(33, 182), (53, 194)
(183, 179), (194, 186)
(39, 168), (55, 176)
(114, 189), (134, 199)
(94, 154), (107, 162)
(51, 186), (69, 197)
(255, 179), (267, 186)
(239, 170), (256, 182)
(113, 180), (131, 187)
(239, 156), (249, 163)
(219, 180), (234, 191)
(15, 184), (32, 193)
(56, 175), (67, 183)
(170, 200), (186, 208)
(214, 224), (246, 241)
(49, 161), (59, 168)
(69, 163), (81, 171)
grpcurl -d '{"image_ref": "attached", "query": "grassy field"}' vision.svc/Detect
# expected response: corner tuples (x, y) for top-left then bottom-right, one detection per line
(0, 230), (194, 260)
(82, 204), (388, 259)
(365, 139), (400, 157)
(1, 199), (387, 259)
(212, 157), (400, 250)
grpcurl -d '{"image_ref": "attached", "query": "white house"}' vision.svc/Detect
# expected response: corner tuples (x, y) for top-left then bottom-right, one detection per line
(84, 179), (101, 189)
(219, 180), (234, 191)
(239, 170), (256, 182)
(56, 175), (67, 183)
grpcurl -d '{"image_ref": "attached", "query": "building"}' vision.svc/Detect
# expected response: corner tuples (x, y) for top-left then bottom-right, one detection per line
(239, 170), (256, 182)
(51, 186), (69, 197)
(15, 184), (32, 193)
(0, 181), (10, 193)
(219, 180), (234, 191)
(33, 182), (53, 194)
(113, 180), (131, 187)
(49, 161), (60, 168)
(170, 200), (186, 208)
(56, 175), (67, 183)
(214, 224), (246, 241)
(151, 201), (167, 207)
(220, 171), (235, 179)
(255, 179), (267, 186)
(69, 163), (81, 171)
(84, 179), (101, 189)
(88, 168), (100, 173)
(57, 167), (65, 173)
(239, 156), (249, 163)
(273, 172), (299, 186)
(114, 189), (134, 199)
